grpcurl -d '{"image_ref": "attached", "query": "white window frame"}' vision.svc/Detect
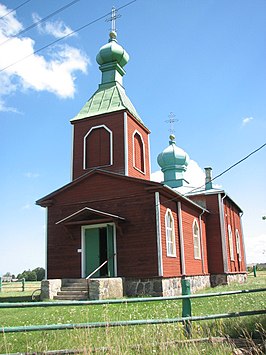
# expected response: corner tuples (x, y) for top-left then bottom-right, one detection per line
(193, 219), (201, 260)
(83, 125), (113, 169)
(165, 209), (176, 257)
(228, 224), (235, 261)
(235, 229), (242, 261)
(132, 130), (146, 174)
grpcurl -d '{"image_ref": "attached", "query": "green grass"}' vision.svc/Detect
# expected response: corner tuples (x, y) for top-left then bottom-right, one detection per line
(0, 281), (41, 303)
(0, 274), (265, 354)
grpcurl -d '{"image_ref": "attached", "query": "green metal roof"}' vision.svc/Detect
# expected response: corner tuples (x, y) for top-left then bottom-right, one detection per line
(71, 82), (143, 123)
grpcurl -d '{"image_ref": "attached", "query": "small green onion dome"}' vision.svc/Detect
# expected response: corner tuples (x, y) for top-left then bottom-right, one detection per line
(96, 31), (129, 67)
(157, 134), (189, 170)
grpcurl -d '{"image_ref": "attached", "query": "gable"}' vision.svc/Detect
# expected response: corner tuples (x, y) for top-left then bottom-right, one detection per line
(36, 170), (160, 207)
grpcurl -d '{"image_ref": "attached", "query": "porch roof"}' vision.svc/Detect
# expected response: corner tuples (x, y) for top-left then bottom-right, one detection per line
(56, 207), (125, 225)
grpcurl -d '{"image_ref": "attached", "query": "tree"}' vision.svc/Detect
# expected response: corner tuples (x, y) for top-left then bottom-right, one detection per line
(16, 267), (45, 281)
(32, 267), (45, 281)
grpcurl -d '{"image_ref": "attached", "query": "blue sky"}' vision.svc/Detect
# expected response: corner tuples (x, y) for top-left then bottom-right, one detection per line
(0, 0), (265, 276)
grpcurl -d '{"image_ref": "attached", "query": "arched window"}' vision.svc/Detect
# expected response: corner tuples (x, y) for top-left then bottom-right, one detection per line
(133, 131), (145, 173)
(228, 224), (234, 261)
(165, 209), (176, 257)
(84, 125), (112, 169)
(193, 219), (201, 259)
(235, 229), (241, 261)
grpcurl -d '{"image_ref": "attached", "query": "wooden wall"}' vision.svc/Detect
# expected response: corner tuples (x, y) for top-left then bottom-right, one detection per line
(46, 173), (158, 279)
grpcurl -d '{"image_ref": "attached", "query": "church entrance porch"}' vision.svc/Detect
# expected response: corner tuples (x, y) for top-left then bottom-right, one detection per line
(82, 223), (116, 278)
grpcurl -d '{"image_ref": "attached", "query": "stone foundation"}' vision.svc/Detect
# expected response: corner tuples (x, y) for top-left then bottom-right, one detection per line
(88, 278), (124, 300)
(211, 273), (247, 287)
(41, 273), (246, 300)
(124, 275), (210, 297)
(41, 279), (62, 300)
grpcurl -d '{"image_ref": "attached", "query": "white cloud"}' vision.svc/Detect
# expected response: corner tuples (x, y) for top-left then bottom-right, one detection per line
(24, 172), (40, 178)
(245, 233), (266, 264)
(32, 13), (75, 39)
(242, 117), (254, 126)
(184, 160), (205, 188)
(0, 4), (89, 111)
(0, 4), (23, 36)
(151, 159), (206, 189)
(21, 203), (31, 210)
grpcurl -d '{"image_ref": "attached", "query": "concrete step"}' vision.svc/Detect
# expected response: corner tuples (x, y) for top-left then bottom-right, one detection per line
(54, 279), (89, 300)
(63, 283), (88, 288)
(63, 279), (88, 285)
(54, 293), (88, 300)
(61, 286), (88, 292)
(57, 291), (88, 296)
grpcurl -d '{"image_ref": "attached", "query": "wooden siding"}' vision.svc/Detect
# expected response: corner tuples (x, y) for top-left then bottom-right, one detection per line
(72, 112), (125, 179)
(205, 194), (224, 274)
(190, 193), (246, 274)
(223, 197), (246, 272)
(46, 173), (158, 279)
(180, 202), (209, 276)
(127, 113), (150, 180)
(158, 195), (208, 277)
(71, 111), (151, 181)
(159, 199), (182, 277)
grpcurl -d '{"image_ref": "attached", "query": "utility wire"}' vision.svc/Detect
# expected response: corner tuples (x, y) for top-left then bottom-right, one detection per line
(0, 0), (82, 47)
(0, 0), (136, 73)
(154, 141), (266, 206)
(0, 0), (32, 21)
(184, 142), (266, 196)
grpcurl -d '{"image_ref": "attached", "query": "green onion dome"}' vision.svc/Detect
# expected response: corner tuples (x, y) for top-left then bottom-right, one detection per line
(157, 135), (189, 170)
(96, 31), (129, 68)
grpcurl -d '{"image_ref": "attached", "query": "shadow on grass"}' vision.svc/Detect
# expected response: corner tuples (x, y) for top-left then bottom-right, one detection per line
(0, 295), (33, 303)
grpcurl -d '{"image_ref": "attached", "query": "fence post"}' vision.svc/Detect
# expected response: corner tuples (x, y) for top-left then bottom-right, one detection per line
(181, 277), (192, 337)
(253, 265), (257, 277)
(22, 278), (25, 292)
(0, 277), (2, 292)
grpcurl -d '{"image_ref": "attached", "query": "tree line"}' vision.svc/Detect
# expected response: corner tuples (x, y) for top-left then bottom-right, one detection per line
(3, 267), (45, 281)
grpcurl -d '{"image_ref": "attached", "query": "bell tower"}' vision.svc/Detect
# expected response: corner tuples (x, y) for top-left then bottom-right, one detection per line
(71, 22), (151, 181)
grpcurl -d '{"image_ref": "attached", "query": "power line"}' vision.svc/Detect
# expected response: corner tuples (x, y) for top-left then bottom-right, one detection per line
(0, 0), (82, 47)
(155, 142), (266, 206)
(184, 142), (266, 195)
(0, 0), (137, 74)
(0, 0), (32, 21)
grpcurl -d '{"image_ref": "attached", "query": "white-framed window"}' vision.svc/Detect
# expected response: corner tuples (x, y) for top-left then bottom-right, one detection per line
(235, 229), (241, 261)
(133, 130), (145, 173)
(193, 219), (201, 259)
(228, 224), (235, 261)
(165, 209), (176, 257)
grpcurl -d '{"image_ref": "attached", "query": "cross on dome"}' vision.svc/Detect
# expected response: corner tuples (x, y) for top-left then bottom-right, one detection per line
(106, 6), (121, 33)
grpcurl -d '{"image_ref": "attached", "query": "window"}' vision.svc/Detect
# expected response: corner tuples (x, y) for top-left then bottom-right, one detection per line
(228, 224), (235, 261)
(165, 209), (176, 257)
(133, 131), (145, 173)
(84, 125), (112, 169)
(193, 219), (201, 259)
(235, 229), (241, 261)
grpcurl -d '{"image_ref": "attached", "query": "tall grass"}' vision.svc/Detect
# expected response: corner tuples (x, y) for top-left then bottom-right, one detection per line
(0, 274), (265, 354)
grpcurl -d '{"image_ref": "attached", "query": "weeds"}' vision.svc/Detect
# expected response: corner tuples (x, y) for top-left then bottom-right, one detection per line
(0, 274), (265, 353)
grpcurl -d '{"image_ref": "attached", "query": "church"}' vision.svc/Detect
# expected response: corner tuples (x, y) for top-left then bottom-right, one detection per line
(37, 27), (247, 299)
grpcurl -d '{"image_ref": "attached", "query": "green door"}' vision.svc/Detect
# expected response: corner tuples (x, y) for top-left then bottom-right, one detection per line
(85, 228), (100, 277)
(85, 225), (115, 278)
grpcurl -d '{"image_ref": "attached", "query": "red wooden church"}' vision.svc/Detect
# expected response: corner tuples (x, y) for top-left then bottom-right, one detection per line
(37, 29), (247, 298)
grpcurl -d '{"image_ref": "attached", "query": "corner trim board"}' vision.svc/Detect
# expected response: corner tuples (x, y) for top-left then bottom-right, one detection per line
(155, 192), (163, 276)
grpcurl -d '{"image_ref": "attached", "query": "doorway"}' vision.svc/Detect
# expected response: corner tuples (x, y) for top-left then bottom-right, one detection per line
(83, 224), (115, 278)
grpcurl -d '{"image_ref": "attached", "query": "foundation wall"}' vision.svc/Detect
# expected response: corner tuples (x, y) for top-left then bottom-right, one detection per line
(210, 273), (247, 287)
(124, 275), (211, 297)
(41, 279), (62, 300)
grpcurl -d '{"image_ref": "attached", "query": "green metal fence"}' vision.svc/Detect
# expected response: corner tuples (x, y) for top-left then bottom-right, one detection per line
(0, 285), (265, 336)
